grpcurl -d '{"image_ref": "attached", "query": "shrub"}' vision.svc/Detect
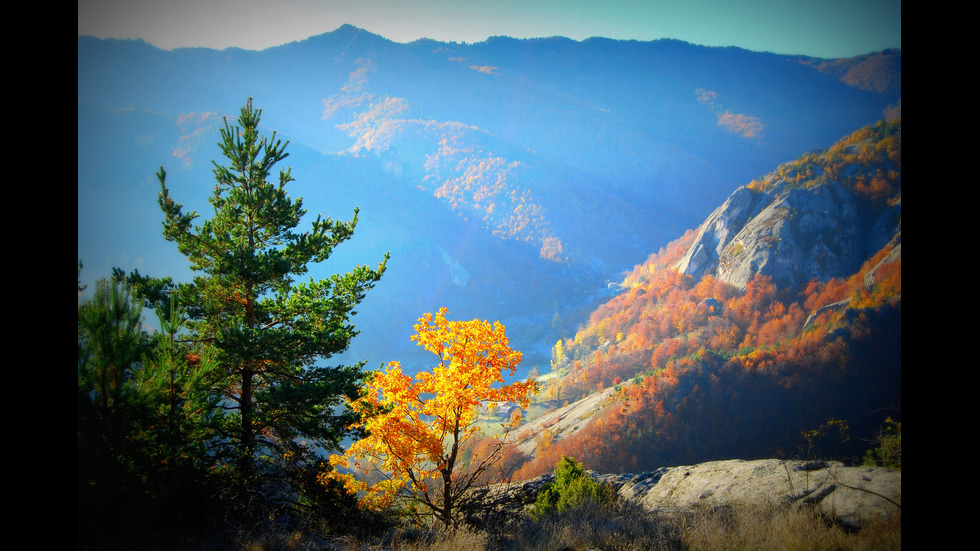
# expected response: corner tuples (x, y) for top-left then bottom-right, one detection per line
(863, 417), (901, 470)
(533, 456), (612, 518)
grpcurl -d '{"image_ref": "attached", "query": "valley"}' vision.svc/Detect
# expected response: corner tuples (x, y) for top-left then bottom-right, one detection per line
(78, 28), (900, 382)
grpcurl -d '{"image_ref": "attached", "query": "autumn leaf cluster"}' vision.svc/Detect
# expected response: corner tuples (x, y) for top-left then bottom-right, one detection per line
(326, 307), (537, 512)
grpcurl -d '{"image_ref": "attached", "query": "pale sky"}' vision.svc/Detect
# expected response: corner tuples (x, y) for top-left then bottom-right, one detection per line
(78, 0), (900, 59)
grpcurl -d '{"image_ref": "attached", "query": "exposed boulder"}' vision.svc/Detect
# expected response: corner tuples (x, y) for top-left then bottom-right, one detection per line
(675, 186), (770, 283)
(608, 459), (900, 530)
(677, 179), (876, 291)
(462, 473), (556, 529)
(463, 459), (900, 530)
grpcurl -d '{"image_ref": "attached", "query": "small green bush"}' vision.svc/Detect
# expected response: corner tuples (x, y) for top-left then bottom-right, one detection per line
(533, 456), (612, 519)
(863, 416), (901, 470)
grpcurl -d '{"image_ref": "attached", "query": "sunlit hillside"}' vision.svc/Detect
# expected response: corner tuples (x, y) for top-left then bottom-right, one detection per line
(78, 30), (899, 376)
(506, 121), (901, 479)
(79, 27), (901, 548)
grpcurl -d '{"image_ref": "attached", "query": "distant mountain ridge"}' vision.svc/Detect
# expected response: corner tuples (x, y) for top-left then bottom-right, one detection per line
(798, 50), (902, 95)
(78, 26), (900, 374)
(78, 27), (900, 261)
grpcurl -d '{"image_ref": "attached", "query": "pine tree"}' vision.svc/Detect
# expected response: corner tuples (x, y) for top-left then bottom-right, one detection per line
(78, 273), (226, 546)
(153, 98), (388, 483)
(77, 275), (146, 422)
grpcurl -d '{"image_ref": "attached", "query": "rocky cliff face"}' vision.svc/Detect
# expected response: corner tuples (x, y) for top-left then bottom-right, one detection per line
(676, 178), (898, 291)
(675, 122), (901, 291)
(464, 459), (901, 530)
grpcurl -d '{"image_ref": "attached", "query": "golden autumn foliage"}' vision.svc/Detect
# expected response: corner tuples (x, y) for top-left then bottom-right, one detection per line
(325, 307), (537, 525)
(517, 185), (900, 479)
(750, 119), (900, 209)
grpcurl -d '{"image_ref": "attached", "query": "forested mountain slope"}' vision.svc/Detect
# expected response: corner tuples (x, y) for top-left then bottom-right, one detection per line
(509, 121), (900, 478)
(676, 121), (900, 290)
(79, 27), (899, 374)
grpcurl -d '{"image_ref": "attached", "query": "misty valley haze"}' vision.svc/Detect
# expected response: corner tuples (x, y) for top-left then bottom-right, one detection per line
(78, 26), (899, 375)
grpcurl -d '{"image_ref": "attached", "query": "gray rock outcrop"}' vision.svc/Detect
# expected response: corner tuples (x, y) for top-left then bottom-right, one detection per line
(676, 186), (769, 285)
(607, 459), (900, 529)
(464, 459), (900, 530)
(676, 177), (898, 291)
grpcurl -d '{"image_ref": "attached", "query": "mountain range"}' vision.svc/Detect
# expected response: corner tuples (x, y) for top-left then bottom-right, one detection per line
(77, 24), (900, 377)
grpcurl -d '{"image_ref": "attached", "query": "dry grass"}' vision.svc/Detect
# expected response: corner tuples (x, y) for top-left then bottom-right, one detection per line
(675, 503), (901, 551)
(501, 498), (680, 551)
(240, 498), (900, 551)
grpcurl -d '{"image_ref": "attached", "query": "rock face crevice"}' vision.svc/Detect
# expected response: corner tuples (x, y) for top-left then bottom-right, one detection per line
(676, 178), (881, 291)
(463, 459), (900, 530)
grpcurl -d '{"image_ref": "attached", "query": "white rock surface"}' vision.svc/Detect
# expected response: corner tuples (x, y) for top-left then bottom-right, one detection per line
(466, 459), (901, 530)
(604, 459), (900, 529)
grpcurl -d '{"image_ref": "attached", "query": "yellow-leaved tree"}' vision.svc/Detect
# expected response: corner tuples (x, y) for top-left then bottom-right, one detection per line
(325, 307), (537, 526)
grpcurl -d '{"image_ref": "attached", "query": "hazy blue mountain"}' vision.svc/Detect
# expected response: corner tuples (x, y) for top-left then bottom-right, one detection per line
(77, 26), (900, 375)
